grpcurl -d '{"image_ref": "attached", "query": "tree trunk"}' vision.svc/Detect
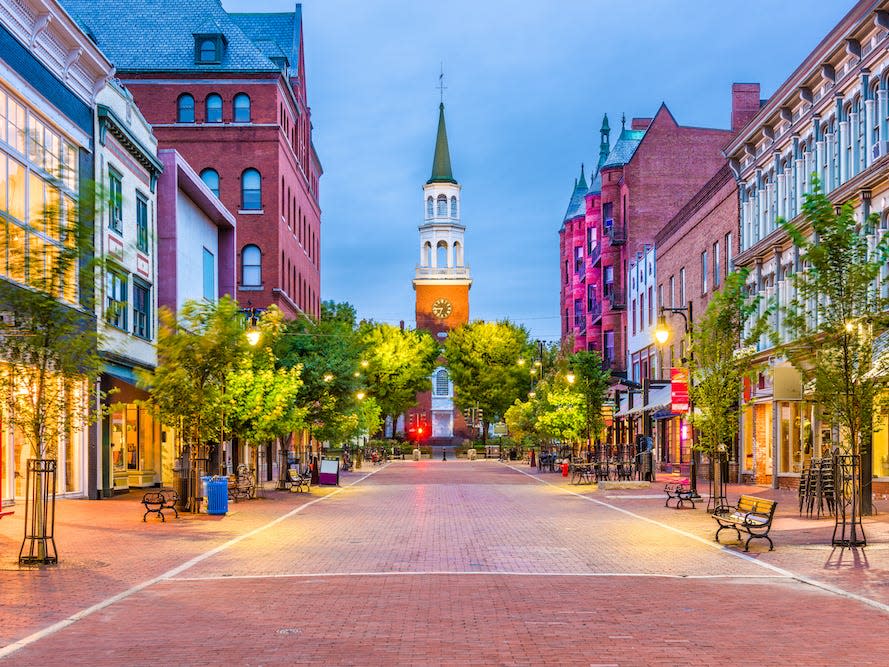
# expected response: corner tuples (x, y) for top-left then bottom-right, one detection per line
(861, 422), (873, 516)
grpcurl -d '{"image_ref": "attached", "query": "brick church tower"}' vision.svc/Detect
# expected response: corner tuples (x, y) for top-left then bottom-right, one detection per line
(411, 103), (471, 445)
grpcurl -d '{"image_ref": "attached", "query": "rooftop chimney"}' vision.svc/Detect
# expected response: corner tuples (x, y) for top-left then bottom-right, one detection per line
(731, 83), (761, 134)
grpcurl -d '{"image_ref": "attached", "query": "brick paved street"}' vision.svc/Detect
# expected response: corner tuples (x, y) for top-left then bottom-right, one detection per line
(2, 460), (889, 665)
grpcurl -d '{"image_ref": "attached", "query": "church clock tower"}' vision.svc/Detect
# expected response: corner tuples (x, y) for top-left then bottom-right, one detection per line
(414, 102), (471, 336)
(412, 102), (471, 443)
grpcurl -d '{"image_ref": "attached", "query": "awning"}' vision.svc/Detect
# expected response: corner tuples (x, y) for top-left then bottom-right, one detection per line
(614, 384), (671, 419)
(103, 361), (139, 386)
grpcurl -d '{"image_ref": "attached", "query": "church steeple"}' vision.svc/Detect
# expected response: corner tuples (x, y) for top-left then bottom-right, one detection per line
(428, 103), (456, 184)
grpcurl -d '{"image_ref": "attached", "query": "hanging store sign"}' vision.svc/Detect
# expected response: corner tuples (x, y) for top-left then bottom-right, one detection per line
(671, 367), (689, 413)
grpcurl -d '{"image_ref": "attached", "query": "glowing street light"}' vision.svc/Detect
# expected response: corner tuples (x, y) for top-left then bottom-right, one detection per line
(356, 391), (366, 401)
(566, 372), (576, 385)
(323, 373), (334, 383)
(653, 315), (671, 346)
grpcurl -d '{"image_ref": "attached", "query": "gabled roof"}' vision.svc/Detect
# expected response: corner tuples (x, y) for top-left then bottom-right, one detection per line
(63, 0), (290, 73)
(601, 127), (646, 169)
(562, 164), (588, 222)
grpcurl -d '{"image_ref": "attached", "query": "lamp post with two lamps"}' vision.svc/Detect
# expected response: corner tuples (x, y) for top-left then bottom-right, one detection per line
(653, 305), (700, 499)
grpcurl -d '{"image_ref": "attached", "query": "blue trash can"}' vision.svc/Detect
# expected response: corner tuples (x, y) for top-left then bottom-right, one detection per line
(200, 475), (212, 512)
(207, 477), (229, 515)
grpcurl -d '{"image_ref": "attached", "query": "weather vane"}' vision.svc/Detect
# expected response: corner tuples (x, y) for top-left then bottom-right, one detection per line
(437, 62), (447, 104)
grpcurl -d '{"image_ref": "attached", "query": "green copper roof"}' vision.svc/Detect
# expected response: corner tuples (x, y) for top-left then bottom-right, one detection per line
(428, 103), (456, 184)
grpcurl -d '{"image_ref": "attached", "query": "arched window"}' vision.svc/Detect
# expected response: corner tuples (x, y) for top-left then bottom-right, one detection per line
(177, 94), (194, 123)
(205, 94), (222, 123)
(436, 240), (448, 268)
(423, 241), (432, 267)
(199, 39), (217, 63)
(434, 368), (449, 397)
(242, 244), (261, 286)
(200, 168), (220, 197)
(426, 196), (433, 218)
(233, 93), (251, 123)
(241, 168), (262, 210)
(436, 194), (447, 216)
(450, 196), (457, 218)
(454, 241), (463, 267)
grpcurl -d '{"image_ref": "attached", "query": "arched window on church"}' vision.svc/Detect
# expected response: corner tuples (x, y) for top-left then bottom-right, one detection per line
(454, 241), (463, 267)
(434, 368), (450, 397)
(436, 240), (448, 268)
(437, 194), (447, 216)
(450, 196), (457, 218)
(424, 241), (432, 267)
(426, 196), (433, 218)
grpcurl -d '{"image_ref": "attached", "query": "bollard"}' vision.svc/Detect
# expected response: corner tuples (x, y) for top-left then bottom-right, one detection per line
(561, 460), (569, 477)
(442, 448), (447, 461)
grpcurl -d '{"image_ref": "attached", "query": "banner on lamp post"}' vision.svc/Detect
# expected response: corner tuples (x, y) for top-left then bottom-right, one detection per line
(671, 367), (689, 413)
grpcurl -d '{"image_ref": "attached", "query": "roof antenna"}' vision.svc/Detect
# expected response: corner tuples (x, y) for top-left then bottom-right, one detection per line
(437, 62), (447, 104)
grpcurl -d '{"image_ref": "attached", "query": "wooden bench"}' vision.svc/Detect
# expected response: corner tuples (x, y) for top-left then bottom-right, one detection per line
(142, 489), (180, 522)
(228, 466), (256, 502)
(713, 495), (778, 551)
(664, 481), (696, 509)
(286, 468), (312, 493)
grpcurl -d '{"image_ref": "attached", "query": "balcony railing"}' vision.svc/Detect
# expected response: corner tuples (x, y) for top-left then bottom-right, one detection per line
(415, 265), (471, 279)
(604, 286), (625, 309)
(607, 223), (627, 245)
(589, 244), (602, 266)
(589, 298), (602, 322)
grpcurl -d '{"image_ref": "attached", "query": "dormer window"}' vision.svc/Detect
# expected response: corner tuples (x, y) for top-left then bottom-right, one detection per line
(194, 34), (226, 65)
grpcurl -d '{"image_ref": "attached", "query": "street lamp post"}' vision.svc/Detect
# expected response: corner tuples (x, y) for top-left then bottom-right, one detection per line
(654, 305), (700, 499)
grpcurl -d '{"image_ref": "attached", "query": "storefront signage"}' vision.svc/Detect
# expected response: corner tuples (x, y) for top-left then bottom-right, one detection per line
(671, 367), (689, 413)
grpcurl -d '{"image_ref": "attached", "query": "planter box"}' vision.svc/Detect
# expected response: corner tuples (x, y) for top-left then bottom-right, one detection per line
(597, 481), (651, 491)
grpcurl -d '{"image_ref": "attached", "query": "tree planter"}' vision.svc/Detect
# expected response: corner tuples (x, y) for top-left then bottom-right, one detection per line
(833, 453), (866, 547)
(19, 459), (58, 565)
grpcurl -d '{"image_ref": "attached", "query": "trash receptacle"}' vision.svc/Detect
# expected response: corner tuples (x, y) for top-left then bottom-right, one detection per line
(207, 476), (229, 515)
(200, 475), (212, 512)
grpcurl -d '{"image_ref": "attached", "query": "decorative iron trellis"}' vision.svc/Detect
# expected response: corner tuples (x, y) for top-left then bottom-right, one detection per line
(832, 453), (866, 548)
(19, 459), (58, 565)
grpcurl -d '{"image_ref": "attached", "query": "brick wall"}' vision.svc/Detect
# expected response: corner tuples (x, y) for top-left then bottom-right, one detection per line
(121, 72), (321, 320)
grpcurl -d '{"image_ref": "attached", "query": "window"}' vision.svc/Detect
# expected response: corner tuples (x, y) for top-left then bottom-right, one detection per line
(725, 232), (733, 272)
(108, 170), (122, 233)
(106, 269), (127, 330)
(574, 246), (583, 272)
(669, 276), (675, 307)
(603, 202), (613, 225)
(202, 247), (215, 301)
(195, 35), (224, 64)
(200, 168), (220, 197)
(205, 94), (222, 123)
(564, 260), (569, 284)
(631, 298), (637, 334)
(434, 368), (449, 396)
(233, 93), (251, 123)
(241, 169), (261, 210)
(679, 268), (685, 304)
(133, 280), (150, 339)
(426, 196), (433, 218)
(136, 193), (148, 253)
(647, 286), (653, 324)
(450, 196), (457, 218)
(640, 292), (645, 328)
(586, 227), (594, 254)
(177, 94), (194, 123)
(701, 251), (708, 294)
(436, 194), (447, 216)
(713, 242), (720, 287)
(604, 331), (615, 364)
(574, 299), (584, 330)
(241, 244), (261, 285)
(587, 284), (596, 310)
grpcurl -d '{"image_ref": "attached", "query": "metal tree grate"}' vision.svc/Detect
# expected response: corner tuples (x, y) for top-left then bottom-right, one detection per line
(19, 458), (58, 565)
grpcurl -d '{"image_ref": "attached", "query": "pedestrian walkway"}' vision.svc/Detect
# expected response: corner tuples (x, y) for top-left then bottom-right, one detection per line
(2, 460), (889, 665)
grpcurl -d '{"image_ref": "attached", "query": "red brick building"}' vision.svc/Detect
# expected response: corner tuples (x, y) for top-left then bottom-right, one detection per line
(560, 93), (754, 378)
(66, 0), (322, 320)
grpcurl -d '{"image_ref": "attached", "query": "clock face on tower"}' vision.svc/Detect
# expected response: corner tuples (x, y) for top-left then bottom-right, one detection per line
(431, 298), (452, 319)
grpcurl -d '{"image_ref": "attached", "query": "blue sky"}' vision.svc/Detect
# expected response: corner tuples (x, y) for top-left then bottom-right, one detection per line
(224, 0), (851, 340)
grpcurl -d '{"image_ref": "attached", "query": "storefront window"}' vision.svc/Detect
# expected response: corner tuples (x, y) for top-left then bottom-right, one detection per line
(110, 404), (158, 474)
(779, 402), (814, 474)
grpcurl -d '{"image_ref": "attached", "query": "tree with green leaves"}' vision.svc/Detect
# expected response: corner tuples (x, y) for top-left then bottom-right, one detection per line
(443, 320), (532, 444)
(569, 350), (611, 449)
(533, 377), (584, 447)
(780, 179), (889, 516)
(688, 269), (766, 457)
(274, 302), (369, 450)
(359, 322), (439, 436)
(0, 183), (102, 562)
(137, 296), (251, 510)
